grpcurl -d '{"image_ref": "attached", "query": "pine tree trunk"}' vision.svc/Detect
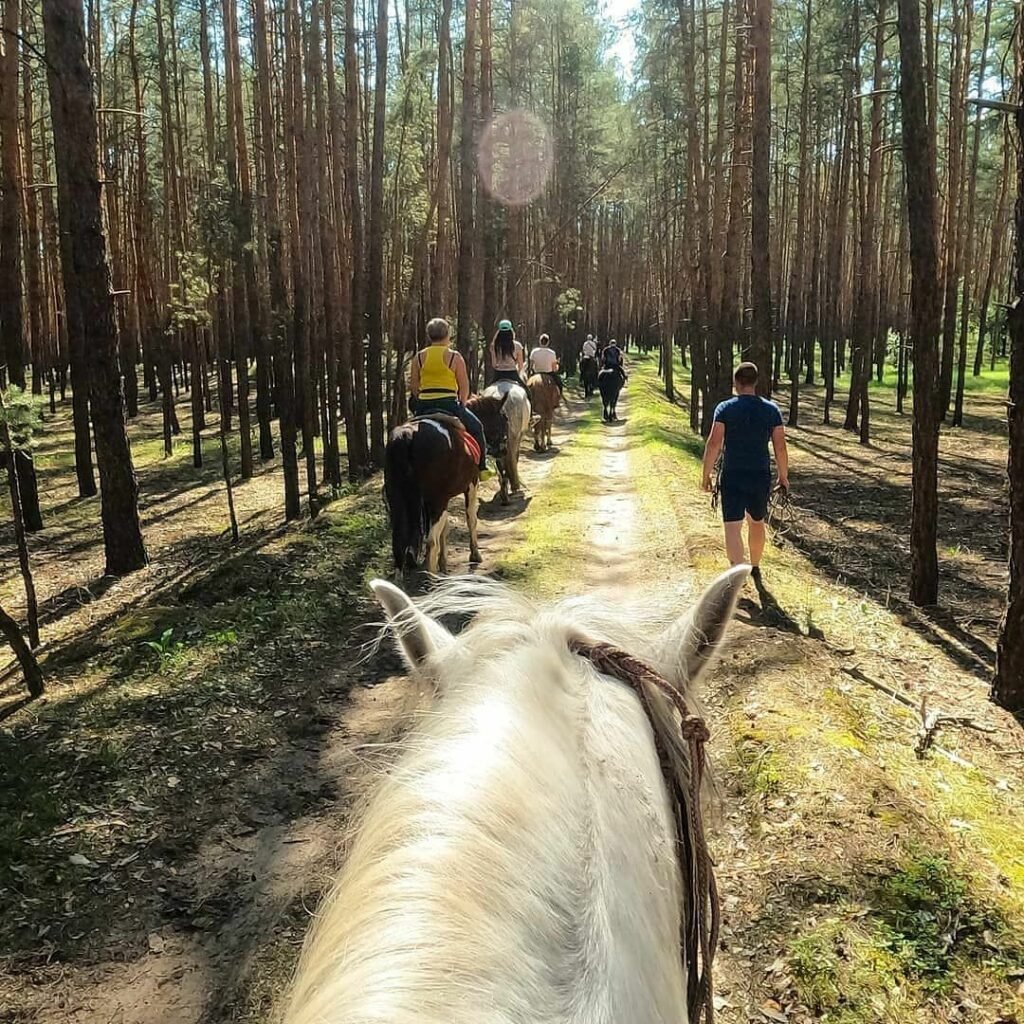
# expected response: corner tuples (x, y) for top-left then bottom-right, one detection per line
(937, 0), (969, 418)
(975, 141), (1012, 377)
(43, 0), (147, 575)
(0, 601), (43, 697)
(365, 0), (389, 465)
(785, 0), (812, 427)
(717, 0), (748, 412)
(0, 0), (43, 531)
(844, 0), (886, 444)
(252, 0), (300, 519)
(456, 0), (479, 367)
(344, 0), (369, 474)
(992, 30), (1024, 716)
(749, 0), (772, 393)
(1, 415), (40, 648)
(897, 0), (940, 607)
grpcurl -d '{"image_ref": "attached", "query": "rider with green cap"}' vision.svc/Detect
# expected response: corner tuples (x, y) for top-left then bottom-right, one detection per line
(490, 319), (526, 385)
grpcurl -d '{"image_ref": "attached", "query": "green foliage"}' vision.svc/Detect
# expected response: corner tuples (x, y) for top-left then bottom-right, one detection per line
(167, 250), (214, 332)
(195, 174), (239, 260)
(142, 627), (185, 668)
(0, 386), (43, 454)
(555, 288), (583, 330)
(788, 917), (909, 1023)
(871, 855), (1016, 989)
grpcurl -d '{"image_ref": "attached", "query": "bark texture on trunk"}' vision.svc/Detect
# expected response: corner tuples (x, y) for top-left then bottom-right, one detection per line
(43, 0), (148, 576)
(897, 0), (940, 607)
(992, 29), (1024, 717)
(750, 0), (772, 394)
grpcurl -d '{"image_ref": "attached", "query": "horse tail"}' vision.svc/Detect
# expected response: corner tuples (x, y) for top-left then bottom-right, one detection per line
(383, 428), (427, 572)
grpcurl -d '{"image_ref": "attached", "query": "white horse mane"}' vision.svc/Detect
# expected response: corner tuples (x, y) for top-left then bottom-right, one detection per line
(285, 572), (747, 1024)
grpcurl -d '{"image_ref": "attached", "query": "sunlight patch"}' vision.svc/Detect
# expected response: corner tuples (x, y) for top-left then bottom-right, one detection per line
(478, 110), (553, 207)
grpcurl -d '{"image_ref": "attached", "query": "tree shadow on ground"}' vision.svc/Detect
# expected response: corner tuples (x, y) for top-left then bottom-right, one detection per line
(777, 465), (999, 677)
(0, 492), (393, 1023)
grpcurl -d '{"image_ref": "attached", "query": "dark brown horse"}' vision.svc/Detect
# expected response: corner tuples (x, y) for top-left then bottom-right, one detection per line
(383, 396), (505, 575)
(580, 355), (599, 398)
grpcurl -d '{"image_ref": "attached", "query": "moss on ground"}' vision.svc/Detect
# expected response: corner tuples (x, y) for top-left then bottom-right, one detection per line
(492, 399), (602, 594)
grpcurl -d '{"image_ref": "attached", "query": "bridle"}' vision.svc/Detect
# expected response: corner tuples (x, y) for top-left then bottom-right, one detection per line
(569, 640), (719, 1024)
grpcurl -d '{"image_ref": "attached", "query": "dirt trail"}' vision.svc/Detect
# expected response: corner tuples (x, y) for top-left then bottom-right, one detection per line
(582, 406), (642, 594)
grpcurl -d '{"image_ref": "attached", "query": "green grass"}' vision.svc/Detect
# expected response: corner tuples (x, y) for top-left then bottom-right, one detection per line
(788, 916), (911, 1023)
(493, 400), (603, 593)
(867, 361), (1009, 397)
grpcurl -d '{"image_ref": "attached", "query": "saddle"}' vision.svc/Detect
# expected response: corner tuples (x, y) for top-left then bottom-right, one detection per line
(410, 413), (481, 465)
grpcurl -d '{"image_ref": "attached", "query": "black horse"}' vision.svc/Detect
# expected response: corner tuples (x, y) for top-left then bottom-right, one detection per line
(598, 368), (625, 422)
(580, 355), (599, 398)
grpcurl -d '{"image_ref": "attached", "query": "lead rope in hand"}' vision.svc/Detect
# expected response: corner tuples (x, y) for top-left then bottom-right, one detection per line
(569, 640), (719, 1024)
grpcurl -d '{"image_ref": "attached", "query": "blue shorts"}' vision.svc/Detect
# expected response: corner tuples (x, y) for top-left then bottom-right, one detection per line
(720, 475), (771, 523)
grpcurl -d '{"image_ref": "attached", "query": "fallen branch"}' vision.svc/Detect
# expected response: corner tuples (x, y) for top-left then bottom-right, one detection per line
(839, 665), (995, 760)
(840, 664), (917, 709)
(915, 696), (996, 759)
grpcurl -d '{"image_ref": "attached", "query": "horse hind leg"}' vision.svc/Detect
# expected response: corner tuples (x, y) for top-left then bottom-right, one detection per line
(499, 466), (510, 506)
(466, 485), (482, 564)
(425, 512), (446, 574)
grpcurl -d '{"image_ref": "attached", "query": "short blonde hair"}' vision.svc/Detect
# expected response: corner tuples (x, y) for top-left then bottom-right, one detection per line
(427, 317), (451, 342)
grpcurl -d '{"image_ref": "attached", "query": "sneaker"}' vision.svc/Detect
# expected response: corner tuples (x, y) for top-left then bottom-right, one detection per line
(479, 467), (495, 482)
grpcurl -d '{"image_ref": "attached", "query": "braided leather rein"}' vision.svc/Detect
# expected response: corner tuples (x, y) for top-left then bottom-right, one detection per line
(569, 640), (719, 1024)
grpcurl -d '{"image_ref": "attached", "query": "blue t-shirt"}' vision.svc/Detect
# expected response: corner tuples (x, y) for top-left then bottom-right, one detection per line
(713, 395), (783, 479)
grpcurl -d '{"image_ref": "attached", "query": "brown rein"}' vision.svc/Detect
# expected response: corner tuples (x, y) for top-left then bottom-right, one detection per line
(569, 640), (719, 1024)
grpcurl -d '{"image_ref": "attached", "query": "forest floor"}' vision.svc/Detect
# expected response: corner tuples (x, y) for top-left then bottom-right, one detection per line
(1, 356), (1023, 1023)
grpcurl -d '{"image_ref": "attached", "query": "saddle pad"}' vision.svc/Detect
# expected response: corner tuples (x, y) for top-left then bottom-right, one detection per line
(461, 431), (482, 465)
(411, 413), (480, 465)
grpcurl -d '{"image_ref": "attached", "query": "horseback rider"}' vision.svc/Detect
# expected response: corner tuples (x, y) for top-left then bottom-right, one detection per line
(601, 337), (627, 385)
(409, 317), (493, 481)
(700, 361), (789, 585)
(529, 333), (564, 397)
(582, 334), (597, 360)
(490, 319), (526, 385)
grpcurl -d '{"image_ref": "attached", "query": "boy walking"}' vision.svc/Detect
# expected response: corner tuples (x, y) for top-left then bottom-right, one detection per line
(701, 362), (789, 582)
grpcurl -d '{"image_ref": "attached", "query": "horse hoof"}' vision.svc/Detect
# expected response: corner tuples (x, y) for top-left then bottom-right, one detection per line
(469, 551), (483, 565)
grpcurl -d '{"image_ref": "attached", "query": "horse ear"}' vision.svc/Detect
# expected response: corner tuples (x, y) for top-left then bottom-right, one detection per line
(370, 579), (453, 673)
(658, 565), (749, 688)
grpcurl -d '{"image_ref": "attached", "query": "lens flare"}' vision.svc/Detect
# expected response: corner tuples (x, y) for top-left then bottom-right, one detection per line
(477, 110), (553, 207)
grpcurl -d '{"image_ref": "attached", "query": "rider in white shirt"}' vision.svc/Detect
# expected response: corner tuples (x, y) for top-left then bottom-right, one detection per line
(529, 334), (564, 395)
(582, 335), (597, 359)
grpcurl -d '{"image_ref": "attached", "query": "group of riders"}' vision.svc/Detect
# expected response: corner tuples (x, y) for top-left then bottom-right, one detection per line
(408, 317), (628, 480)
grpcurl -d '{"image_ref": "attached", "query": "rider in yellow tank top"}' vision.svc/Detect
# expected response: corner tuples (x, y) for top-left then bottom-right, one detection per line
(409, 317), (491, 479)
(418, 345), (460, 399)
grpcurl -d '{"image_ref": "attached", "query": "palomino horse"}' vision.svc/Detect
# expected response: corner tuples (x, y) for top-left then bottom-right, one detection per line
(473, 381), (531, 504)
(285, 567), (749, 1024)
(527, 373), (560, 451)
(580, 354), (599, 398)
(383, 400), (503, 573)
(598, 367), (625, 422)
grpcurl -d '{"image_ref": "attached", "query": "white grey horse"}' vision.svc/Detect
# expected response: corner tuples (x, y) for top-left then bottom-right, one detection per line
(284, 568), (749, 1024)
(483, 379), (531, 505)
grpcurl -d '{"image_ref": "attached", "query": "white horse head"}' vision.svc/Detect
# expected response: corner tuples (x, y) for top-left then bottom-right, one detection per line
(286, 568), (749, 1024)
